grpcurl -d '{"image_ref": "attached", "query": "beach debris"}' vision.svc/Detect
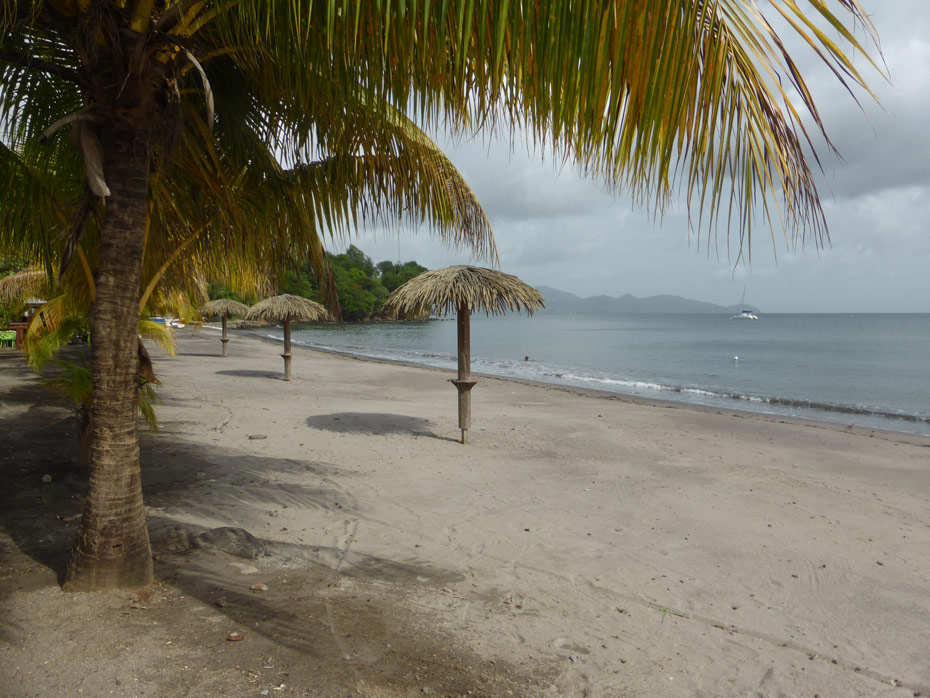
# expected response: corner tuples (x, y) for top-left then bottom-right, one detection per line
(226, 631), (245, 641)
(248, 434), (268, 440)
(250, 583), (269, 592)
(569, 655), (578, 664)
(41, 474), (52, 483)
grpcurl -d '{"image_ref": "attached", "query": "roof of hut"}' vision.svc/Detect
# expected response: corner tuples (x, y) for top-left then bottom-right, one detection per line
(201, 298), (249, 318)
(384, 266), (544, 318)
(244, 294), (330, 324)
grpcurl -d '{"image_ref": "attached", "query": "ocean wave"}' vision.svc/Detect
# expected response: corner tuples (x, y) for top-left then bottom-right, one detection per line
(502, 366), (930, 427)
(268, 331), (930, 430)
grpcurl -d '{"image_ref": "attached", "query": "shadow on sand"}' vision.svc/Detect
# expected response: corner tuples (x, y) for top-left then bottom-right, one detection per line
(215, 369), (284, 379)
(306, 411), (457, 442)
(0, 360), (549, 696)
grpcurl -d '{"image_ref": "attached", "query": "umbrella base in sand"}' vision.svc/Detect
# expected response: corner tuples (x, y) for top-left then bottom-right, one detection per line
(450, 378), (478, 443)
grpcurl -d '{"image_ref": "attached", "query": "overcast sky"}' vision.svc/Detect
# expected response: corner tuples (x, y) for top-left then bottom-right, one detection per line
(353, 2), (928, 313)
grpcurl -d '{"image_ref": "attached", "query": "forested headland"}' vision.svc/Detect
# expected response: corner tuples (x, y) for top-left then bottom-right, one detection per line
(208, 245), (427, 322)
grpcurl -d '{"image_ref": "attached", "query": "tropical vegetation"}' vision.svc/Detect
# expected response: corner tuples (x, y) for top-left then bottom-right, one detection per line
(269, 245), (427, 321)
(0, 1), (880, 591)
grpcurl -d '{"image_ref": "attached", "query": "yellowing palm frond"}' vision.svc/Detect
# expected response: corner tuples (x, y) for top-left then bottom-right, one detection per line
(137, 319), (177, 357)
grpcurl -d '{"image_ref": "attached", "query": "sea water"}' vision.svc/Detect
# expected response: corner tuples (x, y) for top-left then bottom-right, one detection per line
(269, 313), (930, 437)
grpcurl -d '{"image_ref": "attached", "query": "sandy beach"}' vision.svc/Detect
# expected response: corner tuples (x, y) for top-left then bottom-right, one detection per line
(2, 326), (929, 697)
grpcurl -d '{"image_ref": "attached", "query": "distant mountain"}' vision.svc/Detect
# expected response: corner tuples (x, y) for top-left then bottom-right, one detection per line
(535, 285), (758, 315)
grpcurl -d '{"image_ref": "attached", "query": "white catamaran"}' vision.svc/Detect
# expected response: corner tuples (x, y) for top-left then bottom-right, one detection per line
(730, 289), (758, 320)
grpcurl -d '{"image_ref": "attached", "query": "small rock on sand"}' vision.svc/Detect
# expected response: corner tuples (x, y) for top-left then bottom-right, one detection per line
(192, 526), (267, 560)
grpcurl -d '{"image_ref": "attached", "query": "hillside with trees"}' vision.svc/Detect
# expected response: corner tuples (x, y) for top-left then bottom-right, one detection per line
(215, 245), (428, 322)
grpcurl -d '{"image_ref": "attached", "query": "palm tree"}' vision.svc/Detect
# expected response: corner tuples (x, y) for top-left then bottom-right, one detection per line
(0, 2), (880, 590)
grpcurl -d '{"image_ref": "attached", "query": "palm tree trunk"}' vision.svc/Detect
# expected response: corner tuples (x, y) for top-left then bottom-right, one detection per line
(64, 137), (153, 591)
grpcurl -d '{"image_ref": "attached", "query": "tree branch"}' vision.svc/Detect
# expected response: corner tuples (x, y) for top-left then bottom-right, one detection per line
(0, 50), (79, 83)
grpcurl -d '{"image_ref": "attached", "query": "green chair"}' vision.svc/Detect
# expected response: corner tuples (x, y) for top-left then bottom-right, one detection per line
(0, 329), (16, 348)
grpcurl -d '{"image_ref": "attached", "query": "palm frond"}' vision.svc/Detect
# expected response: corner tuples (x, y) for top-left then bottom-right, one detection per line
(22, 299), (88, 371)
(0, 266), (49, 302)
(44, 355), (93, 409)
(137, 319), (177, 357)
(233, 0), (880, 250)
(137, 381), (161, 433)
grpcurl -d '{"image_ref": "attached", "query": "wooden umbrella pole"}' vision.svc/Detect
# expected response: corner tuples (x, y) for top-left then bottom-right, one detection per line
(457, 300), (470, 381)
(221, 314), (229, 357)
(452, 300), (477, 444)
(282, 316), (292, 380)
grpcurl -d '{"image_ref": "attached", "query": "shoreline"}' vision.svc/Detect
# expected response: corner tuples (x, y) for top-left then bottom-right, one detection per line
(219, 323), (930, 448)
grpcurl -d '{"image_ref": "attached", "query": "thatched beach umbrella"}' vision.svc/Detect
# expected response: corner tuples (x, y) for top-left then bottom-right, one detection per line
(201, 298), (249, 357)
(385, 266), (544, 443)
(244, 294), (331, 380)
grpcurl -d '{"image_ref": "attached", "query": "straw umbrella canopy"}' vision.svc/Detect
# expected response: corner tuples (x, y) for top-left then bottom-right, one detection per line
(244, 294), (331, 380)
(201, 299), (249, 357)
(385, 266), (544, 443)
